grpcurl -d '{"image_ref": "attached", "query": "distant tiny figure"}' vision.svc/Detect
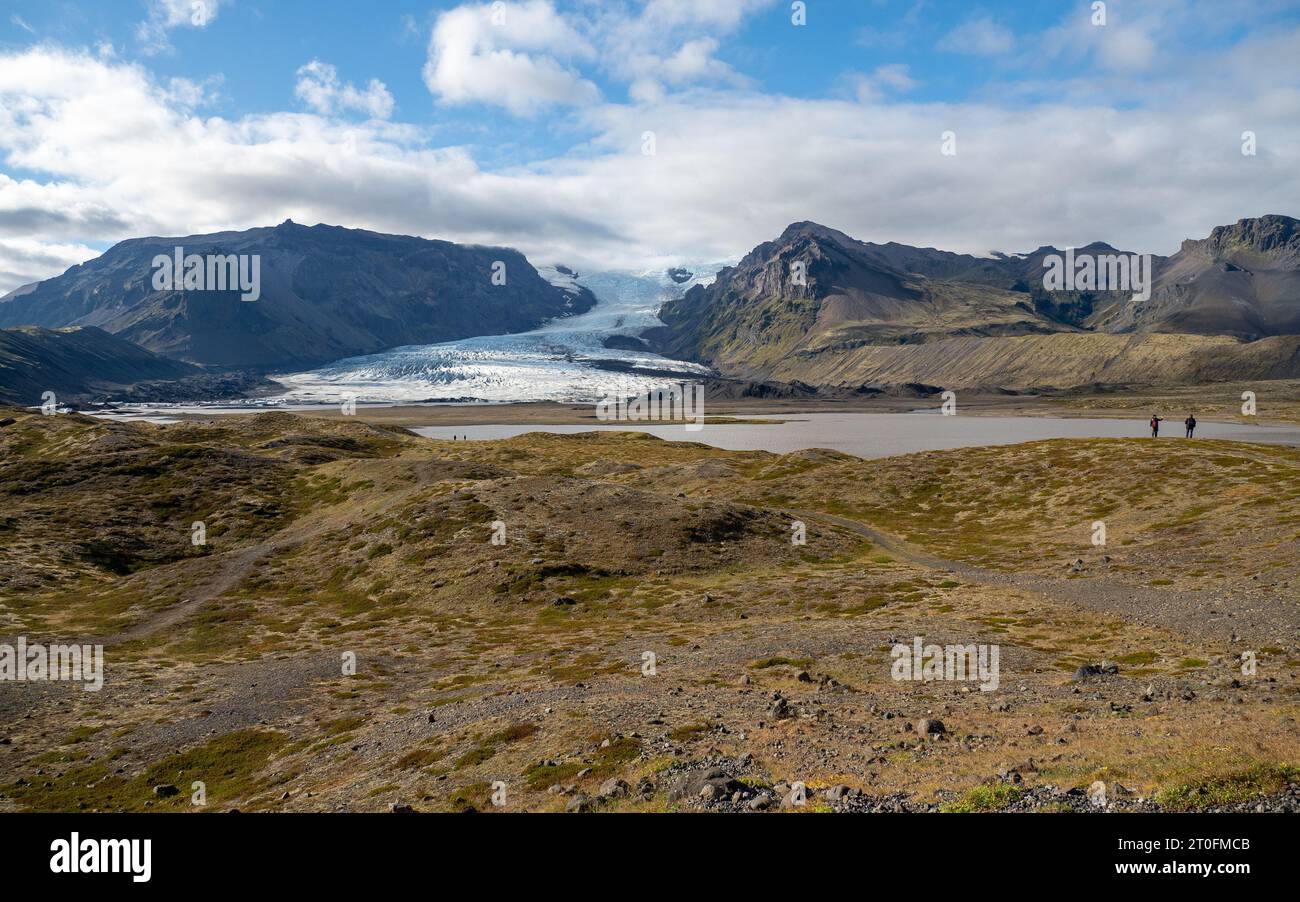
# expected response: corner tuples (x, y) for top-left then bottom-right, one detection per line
(1149, 414), (1163, 437)
(1184, 414), (1196, 438)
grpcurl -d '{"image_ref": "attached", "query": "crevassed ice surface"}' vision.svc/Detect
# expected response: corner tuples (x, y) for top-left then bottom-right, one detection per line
(269, 267), (718, 404)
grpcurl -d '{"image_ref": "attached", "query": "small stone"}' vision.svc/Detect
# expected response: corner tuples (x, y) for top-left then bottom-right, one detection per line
(916, 718), (945, 736)
(598, 777), (630, 800)
(1087, 781), (1108, 808)
(152, 784), (179, 798)
(780, 786), (807, 809)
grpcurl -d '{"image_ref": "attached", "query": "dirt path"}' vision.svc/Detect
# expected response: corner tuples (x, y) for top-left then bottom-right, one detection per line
(95, 543), (274, 646)
(792, 509), (1297, 646)
(91, 475), (428, 647)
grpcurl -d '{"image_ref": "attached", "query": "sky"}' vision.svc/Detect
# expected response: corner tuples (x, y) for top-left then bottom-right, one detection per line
(1, 0), (1299, 292)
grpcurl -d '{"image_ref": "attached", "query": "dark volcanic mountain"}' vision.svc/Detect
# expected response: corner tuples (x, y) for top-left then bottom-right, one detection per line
(654, 216), (1300, 390)
(0, 326), (199, 406)
(0, 221), (595, 370)
(1111, 215), (1300, 339)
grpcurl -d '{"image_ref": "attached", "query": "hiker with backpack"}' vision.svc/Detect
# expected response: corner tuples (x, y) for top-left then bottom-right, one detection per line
(1149, 414), (1163, 437)
(1184, 414), (1196, 438)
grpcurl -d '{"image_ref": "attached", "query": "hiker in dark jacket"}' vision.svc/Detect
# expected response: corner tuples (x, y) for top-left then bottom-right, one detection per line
(1149, 414), (1163, 437)
(1184, 414), (1196, 438)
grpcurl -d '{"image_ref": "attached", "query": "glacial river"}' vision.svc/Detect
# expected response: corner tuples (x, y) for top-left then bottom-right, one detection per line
(412, 412), (1300, 460)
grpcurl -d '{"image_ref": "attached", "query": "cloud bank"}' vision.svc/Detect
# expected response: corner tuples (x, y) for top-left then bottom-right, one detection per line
(0, 1), (1298, 293)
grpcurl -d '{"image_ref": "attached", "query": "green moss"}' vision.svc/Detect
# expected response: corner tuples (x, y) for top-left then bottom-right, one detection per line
(748, 656), (812, 670)
(1154, 763), (1297, 811)
(455, 722), (539, 769)
(668, 722), (712, 742)
(940, 782), (1024, 813)
(524, 761), (584, 790)
(3, 728), (288, 812)
(396, 743), (444, 770)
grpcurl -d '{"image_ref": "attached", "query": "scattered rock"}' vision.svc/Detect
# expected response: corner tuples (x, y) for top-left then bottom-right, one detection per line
(598, 778), (630, 800)
(1072, 663), (1119, 681)
(781, 785), (808, 808)
(916, 718), (945, 736)
(666, 767), (743, 803)
(152, 784), (179, 798)
(1087, 781), (1108, 808)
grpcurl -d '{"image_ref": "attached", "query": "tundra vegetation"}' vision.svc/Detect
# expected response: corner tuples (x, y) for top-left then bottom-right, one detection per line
(0, 408), (1295, 812)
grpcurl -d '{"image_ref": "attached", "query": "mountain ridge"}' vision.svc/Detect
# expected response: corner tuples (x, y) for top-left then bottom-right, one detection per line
(0, 221), (596, 371)
(0, 326), (200, 405)
(654, 214), (1300, 390)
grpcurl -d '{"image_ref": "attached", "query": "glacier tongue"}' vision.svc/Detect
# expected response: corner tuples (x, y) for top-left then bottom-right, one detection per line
(269, 267), (718, 404)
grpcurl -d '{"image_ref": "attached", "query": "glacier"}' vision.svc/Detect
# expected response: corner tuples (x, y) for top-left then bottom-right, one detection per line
(267, 266), (718, 405)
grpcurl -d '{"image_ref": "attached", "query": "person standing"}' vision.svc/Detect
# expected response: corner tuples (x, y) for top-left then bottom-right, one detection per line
(1184, 414), (1196, 438)
(1149, 414), (1163, 437)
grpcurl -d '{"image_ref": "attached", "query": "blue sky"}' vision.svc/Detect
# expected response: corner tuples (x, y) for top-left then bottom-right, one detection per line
(1, 0), (1299, 288)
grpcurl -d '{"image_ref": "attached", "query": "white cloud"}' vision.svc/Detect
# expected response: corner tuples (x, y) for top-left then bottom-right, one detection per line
(423, 1), (598, 116)
(296, 61), (395, 119)
(938, 15), (1014, 56)
(0, 237), (100, 292)
(423, 0), (773, 113)
(1096, 26), (1157, 72)
(10, 15), (35, 35)
(598, 0), (770, 104)
(137, 0), (223, 56)
(1, 20), (1298, 294)
(637, 0), (771, 31)
(850, 64), (918, 103)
